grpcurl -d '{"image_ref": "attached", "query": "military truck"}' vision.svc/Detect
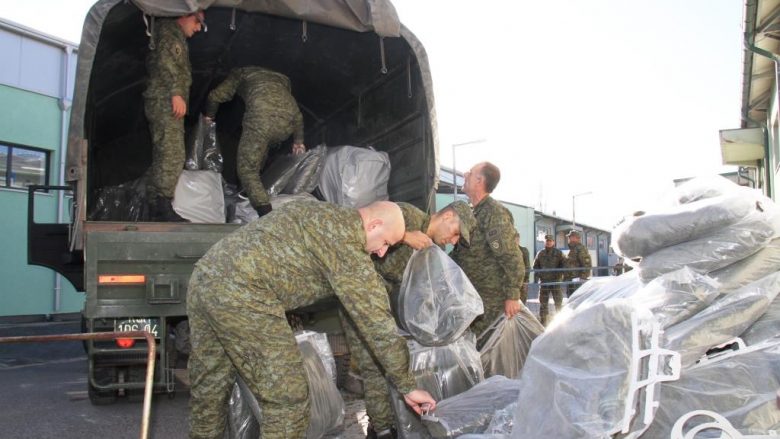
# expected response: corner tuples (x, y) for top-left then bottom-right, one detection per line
(27, 0), (439, 404)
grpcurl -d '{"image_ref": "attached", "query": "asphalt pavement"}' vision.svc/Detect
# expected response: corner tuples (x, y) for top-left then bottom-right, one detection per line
(0, 319), (368, 438)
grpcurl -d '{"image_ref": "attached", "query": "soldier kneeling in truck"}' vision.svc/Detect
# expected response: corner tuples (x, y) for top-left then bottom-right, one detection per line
(186, 200), (436, 439)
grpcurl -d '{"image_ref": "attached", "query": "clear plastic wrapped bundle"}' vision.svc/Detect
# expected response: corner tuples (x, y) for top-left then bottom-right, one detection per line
(226, 331), (345, 439)
(664, 271), (780, 367)
(421, 376), (521, 438)
(628, 267), (720, 329)
(478, 308), (544, 379)
(566, 271), (644, 310)
(741, 292), (780, 345)
(186, 116), (223, 172)
(317, 145), (391, 208)
(640, 340), (780, 439)
(88, 176), (148, 221)
(512, 300), (679, 439)
(262, 153), (303, 197)
(295, 330), (337, 384)
(409, 332), (484, 401)
(636, 212), (777, 282)
(710, 237), (780, 294)
(172, 170), (226, 223)
(672, 175), (743, 205)
(396, 246), (484, 346)
(388, 385), (432, 439)
(227, 376), (262, 439)
(612, 190), (762, 259)
(284, 144), (327, 195)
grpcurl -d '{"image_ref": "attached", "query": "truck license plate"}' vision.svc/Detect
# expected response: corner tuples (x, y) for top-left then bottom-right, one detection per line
(113, 318), (160, 338)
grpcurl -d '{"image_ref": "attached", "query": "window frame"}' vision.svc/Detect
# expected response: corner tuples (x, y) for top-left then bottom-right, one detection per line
(0, 141), (51, 191)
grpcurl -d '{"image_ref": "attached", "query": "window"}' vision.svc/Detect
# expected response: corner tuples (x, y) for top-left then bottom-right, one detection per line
(587, 234), (596, 249)
(0, 143), (49, 189)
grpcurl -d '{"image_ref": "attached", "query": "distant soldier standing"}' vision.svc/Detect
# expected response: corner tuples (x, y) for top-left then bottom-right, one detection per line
(515, 234), (531, 304)
(451, 162), (525, 337)
(205, 67), (305, 217)
(186, 201), (436, 439)
(533, 234), (566, 325)
(563, 230), (592, 296)
(143, 11), (204, 221)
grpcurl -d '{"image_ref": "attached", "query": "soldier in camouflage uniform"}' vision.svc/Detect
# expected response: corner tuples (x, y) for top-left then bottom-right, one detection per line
(563, 229), (592, 297)
(349, 201), (475, 437)
(515, 234), (531, 304)
(532, 234), (566, 325)
(451, 162), (526, 337)
(143, 11), (204, 222)
(204, 67), (305, 217)
(186, 200), (436, 439)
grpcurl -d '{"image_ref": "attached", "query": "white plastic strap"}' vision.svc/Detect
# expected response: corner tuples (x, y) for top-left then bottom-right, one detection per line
(611, 312), (682, 435)
(671, 410), (778, 438)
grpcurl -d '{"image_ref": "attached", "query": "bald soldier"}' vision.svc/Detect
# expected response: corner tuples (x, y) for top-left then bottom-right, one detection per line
(204, 66), (305, 217)
(451, 162), (526, 337)
(348, 201), (476, 437)
(144, 11), (205, 221)
(186, 200), (436, 439)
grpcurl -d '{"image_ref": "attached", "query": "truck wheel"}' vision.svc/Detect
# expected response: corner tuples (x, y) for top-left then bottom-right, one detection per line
(89, 366), (117, 405)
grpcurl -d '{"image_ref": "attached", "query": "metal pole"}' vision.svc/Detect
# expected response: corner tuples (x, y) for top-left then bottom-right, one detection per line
(572, 191), (592, 228)
(0, 331), (156, 439)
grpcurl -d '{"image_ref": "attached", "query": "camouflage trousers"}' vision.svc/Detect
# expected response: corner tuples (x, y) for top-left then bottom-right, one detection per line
(144, 97), (185, 199)
(470, 294), (505, 339)
(187, 270), (310, 439)
(538, 284), (563, 322)
(339, 309), (395, 431)
(238, 116), (296, 208)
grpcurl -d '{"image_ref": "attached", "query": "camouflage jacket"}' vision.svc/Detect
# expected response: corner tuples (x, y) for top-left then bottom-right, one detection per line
(373, 202), (430, 291)
(205, 67), (304, 142)
(564, 243), (592, 280)
(451, 196), (524, 301)
(144, 19), (191, 103)
(533, 247), (566, 282)
(193, 200), (416, 393)
(519, 245), (530, 283)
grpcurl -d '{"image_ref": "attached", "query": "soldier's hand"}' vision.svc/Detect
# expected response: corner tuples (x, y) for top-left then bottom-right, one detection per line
(402, 230), (433, 250)
(504, 299), (521, 318)
(171, 95), (186, 119)
(292, 143), (306, 155)
(403, 389), (436, 415)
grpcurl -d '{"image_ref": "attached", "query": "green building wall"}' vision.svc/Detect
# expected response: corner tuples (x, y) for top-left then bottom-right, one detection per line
(0, 84), (83, 317)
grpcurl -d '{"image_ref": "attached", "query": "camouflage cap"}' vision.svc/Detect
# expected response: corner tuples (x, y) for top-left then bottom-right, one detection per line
(544, 234), (555, 241)
(567, 229), (581, 237)
(444, 201), (476, 247)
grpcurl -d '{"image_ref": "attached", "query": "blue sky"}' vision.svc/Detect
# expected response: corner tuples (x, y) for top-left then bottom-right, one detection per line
(2, 0), (745, 230)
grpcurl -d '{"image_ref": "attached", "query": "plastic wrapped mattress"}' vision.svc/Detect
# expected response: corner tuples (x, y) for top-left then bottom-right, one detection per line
(396, 246), (483, 346)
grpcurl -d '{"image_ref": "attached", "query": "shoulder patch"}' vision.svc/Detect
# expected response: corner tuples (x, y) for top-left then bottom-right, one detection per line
(490, 240), (500, 250)
(174, 43), (183, 58)
(488, 228), (499, 237)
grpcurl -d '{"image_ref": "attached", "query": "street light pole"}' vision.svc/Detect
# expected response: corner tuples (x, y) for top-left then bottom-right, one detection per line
(452, 139), (487, 200)
(572, 191), (593, 227)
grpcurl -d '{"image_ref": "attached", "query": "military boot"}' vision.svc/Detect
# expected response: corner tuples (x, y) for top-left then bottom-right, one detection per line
(255, 203), (273, 218)
(366, 424), (397, 439)
(150, 197), (188, 222)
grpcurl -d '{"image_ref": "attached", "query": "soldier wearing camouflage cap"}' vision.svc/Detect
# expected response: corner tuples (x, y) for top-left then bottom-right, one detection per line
(186, 200), (436, 439)
(143, 10), (205, 221)
(450, 162), (526, 337)
(532, 234), (566, 325)
(347, 200), (476, 437)
(204, 66), (305, 218)
(563, 229), (592, 297)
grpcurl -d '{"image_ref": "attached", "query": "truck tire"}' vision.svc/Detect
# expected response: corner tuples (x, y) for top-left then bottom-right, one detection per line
(89, 366), (117, 405)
